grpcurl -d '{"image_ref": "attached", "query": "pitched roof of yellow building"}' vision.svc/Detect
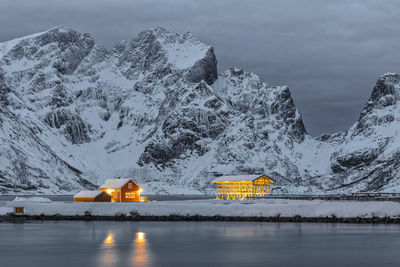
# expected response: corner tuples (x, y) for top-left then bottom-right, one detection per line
(212, 175), (275, 183)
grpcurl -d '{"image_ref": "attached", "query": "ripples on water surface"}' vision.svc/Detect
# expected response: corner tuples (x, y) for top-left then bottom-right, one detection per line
(0, 222), (400, 267)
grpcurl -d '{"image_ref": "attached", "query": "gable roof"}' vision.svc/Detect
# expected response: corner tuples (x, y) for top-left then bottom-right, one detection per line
(212, 175), (275, 183)
(99, 178), (138, 189)
(74, 190), (105, 198)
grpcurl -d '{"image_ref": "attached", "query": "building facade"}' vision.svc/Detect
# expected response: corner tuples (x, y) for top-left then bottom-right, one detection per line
(99, 179), (143, 202)
(212, 175), (275, 200)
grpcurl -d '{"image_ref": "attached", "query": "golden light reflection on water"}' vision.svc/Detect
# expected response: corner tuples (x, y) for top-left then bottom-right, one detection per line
(133, 232), (151, 266)
(136, 232), (145, 242)
(101, 233), (116, 265)
(98, 231), (152, 266)
(104, 233), (114, 246)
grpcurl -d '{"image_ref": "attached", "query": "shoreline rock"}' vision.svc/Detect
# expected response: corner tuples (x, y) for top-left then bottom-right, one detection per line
(1, 215), (399, 224)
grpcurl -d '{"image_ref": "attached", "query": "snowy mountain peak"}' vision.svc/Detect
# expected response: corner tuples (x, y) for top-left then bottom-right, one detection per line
(117, 27), (217, 84)
(213, 67), (306, 141)
(370, 73), (400, 103)
(355, 72), (400, 134)
(47, 25), (77, 32)
(0, 26), (94, 55)
(1, 26), (400, 194)
(0, 25), (96, 82)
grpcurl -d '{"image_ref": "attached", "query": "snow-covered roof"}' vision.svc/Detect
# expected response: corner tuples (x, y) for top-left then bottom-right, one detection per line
(99, 178), (134, 189)
(74, 190), (104, 198)
(212, 175), (274, 183)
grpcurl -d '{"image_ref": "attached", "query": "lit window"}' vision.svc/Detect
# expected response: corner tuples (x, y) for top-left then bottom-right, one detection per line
(126, 192), (136, 198)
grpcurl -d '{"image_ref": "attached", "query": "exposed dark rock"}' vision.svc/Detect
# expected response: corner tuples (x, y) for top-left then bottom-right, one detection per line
(2, 214), (400, 224)
(185, 48), (218, 85)
(139, 133), (202, 167)
(0, 70), (10, 106)
(40, 27), (95, 75)
(117, 28), (167, 78)
(335, 149), (380, 168)
(50, 85), (73, 107)
(44, 109), (90, 144)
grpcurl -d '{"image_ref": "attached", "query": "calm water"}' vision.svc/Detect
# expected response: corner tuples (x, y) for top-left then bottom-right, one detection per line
(0, 222), (400, 267)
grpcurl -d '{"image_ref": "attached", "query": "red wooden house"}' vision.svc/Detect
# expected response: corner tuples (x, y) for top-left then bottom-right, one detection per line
(99, 178), (143, 202)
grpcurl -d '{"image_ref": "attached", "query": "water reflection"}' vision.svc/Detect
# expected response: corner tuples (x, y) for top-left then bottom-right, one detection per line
(104, 233), (114, 246)
(133, 232), (151, 266)
(2, 222), (400, 267)
(100, 233), (116, 265)
(216, 223), (277, 240)
(136, 232), (145, 242)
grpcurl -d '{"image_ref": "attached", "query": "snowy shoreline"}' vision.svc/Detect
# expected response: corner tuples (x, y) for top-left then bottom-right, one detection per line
(1, 199), (400, 223)
(2, 215), (400, 224)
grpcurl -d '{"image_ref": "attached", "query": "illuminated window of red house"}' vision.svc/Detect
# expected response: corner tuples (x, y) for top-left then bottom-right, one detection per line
(126, 192), (135, 198)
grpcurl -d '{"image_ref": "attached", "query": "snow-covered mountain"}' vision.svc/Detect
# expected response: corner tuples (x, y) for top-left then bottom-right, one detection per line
(1, 26), (399, 194)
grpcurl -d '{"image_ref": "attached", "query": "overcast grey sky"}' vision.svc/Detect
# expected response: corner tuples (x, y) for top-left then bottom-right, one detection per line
(0, 0), (399, 136)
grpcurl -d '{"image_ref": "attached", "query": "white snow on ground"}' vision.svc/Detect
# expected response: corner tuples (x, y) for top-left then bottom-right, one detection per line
(12, 197), (52, 203)
(0, 207), (13, 214)
(1, 199), (400, 218)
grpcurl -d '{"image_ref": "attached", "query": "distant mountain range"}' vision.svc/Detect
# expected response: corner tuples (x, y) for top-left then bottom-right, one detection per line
(1, 26), (399, 194)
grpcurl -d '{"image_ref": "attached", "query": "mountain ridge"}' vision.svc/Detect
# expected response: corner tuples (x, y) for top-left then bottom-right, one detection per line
(1, 26), (399, 194)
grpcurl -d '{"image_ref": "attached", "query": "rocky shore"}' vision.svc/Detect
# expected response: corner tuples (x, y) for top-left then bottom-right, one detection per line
(2, 214), (400, 224)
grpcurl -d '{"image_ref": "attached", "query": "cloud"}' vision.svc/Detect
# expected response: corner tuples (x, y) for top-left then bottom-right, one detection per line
(0, 0), (399, 136)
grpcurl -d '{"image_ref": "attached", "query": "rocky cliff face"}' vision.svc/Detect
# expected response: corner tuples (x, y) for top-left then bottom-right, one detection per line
(326, 73), (400, 192)
(0, 26), (399, 194)
(0, 106), (95, 193)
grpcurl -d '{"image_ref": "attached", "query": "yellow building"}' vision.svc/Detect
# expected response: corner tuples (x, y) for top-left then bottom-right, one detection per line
(212, 175), (275, 200)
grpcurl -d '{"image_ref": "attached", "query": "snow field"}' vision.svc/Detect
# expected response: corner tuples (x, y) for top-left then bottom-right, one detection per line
(2, 199), (400, 219)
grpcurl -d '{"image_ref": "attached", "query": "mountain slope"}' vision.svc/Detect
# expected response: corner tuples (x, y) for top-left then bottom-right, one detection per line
(0, 26), (399, 194)
(0, 92), (95, 193)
